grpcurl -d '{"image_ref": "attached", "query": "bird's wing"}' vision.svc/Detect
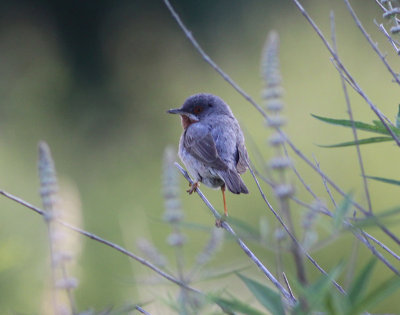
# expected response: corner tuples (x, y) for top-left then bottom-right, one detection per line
(236, 143), (249, 174)
(184, 124), (228, 170)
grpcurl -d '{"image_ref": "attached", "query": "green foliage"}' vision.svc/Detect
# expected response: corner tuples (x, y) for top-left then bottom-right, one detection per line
(332, 194), (352, 230)
(311, 114), (400, 147)
(292, 265), (342, 315)
(348, 206), (400, 229)
(365, 175), (400, 186)
(237, 273), (285, 315)
(207, 294), (266, 315)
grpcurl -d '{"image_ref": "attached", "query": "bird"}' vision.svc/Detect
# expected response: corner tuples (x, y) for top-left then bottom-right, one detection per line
(167, 93), (249, 217)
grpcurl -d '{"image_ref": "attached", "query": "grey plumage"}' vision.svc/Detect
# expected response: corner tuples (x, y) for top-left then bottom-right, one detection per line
(168, 93), (249, 195)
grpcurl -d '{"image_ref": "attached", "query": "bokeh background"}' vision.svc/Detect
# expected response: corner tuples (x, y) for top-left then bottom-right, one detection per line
(1, 0), (399, 313)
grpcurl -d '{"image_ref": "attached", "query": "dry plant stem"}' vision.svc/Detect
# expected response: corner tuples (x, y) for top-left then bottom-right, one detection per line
(45, 223), (58, 314)
(173, 163), (297, 305)
(282, 272), (295, 302)
(280, 194), (308, 285)
(162, 0), (400, 246)
(285, 137), (400, 246)
(165, 0), (267, 121)
(375, 21), (400, 53)
(313, 155), (337, 208)
(254, 163), (400, 264)
(245, 163), (347, 295)
(344, 0), (400, 85)
(135, 305), (151, 315)
(0, 190), (202, 296)
(162, 0), (266, 119)
(292, 0), (400, 148)
(331, 11), (372, 213)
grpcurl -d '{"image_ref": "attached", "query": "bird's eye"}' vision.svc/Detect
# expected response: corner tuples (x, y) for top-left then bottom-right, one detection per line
(208, 103), (213, 107)
(193, 106), (203, 114)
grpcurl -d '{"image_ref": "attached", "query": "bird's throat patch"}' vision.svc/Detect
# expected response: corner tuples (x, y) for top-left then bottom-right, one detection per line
(181, 115), (197, 129)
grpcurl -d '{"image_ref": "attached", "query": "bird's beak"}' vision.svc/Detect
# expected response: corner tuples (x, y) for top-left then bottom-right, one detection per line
(167, 108), (199, 122)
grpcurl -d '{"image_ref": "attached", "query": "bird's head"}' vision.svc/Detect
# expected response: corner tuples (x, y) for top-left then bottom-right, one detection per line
(167, 93), (233, 129)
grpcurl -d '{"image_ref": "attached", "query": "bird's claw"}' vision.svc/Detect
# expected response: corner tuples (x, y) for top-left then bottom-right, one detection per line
(186, 182), (199, 194)
(215, 213), (228, 228)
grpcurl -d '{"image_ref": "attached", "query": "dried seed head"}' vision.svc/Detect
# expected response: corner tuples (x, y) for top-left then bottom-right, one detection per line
(273, 184), (294, 199)
(137, 238), (167, 268)
(262, 86), (284, 100)
(55, 278), (78, 290)
(38, 141), (59, 213)
(261, 30), (282, 88)
(265, 98), (284, 112)
(265, 115), (286, 128)
(268, 132), (286, 147)
(167, 231), (186, 247)
(268, 157), (292, 170)
(274, 227), (287, 242)
(163, 146), (183, 224)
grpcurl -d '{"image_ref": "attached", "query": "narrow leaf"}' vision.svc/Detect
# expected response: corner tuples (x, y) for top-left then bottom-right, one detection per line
(348, 276), (400, 314)
(348, 259), (376, 305)
(207, 294), (266, 315)
(349, 206), (400, 229)
(396, 104), (400, 129)
(316, 137), (393, 148)
(311, 114), (389, 134)
(237, 273), (285, 315)
(365, 175), (400, 186)
(333, 195), (352, 230)
(293, 264), (343, 313)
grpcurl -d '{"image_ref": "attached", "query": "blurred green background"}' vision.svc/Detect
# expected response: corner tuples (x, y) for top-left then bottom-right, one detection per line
(1, 0), (400, 313)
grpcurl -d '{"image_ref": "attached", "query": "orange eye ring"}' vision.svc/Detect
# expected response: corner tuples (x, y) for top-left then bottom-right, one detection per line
(193, 106), (203, 114)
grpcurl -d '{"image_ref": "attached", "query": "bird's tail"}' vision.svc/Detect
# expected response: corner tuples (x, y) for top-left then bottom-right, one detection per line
(218, 168), (248, 194)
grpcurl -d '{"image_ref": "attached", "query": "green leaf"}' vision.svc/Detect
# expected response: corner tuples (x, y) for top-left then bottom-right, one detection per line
(347, 276), (400, 315)
(207, 294), (266, 315)
(396, 104), (400, 129)
(311, 114), (389, 135)
(237, 273), (285, 315)
(197, 265), (250, 282)
(316, 136), (393, 148)
(348, 259), (376, 305)
(333, 195), (352, 230)
(365, 175), (400, 186)
(348, 206), (400, 229)
(293, 264), (343, 314)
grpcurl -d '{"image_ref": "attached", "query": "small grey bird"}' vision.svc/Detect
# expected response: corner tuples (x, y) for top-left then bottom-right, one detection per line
(167, 93), (249, 216)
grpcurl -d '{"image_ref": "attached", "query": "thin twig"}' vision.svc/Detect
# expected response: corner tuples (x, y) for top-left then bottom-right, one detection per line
(330, 11), (372, 213)
(245, 162), (347, 294)
(162, 0), (266, 119)
(291, 0), (400, 148)
(282, 272), (295, 302)
(375, 20), (400, 54)
(173, 163), (297, 305)
(343, 0), (400, 85)
(253, 162), (400, 268)
(0, 190), (202, 295)
(313, 155), (337, 208)
(135, 305), (152, 315)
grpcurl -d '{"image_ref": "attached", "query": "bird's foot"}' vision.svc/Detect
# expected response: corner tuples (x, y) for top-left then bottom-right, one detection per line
(215, 213), (228, 228)
(187, 182), (199, 194)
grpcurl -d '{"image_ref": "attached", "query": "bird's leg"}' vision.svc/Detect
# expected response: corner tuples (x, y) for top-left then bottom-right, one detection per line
(216, 185), (228, 228)
(221, 184), (228, 216)
(187, 182), (199, 194)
